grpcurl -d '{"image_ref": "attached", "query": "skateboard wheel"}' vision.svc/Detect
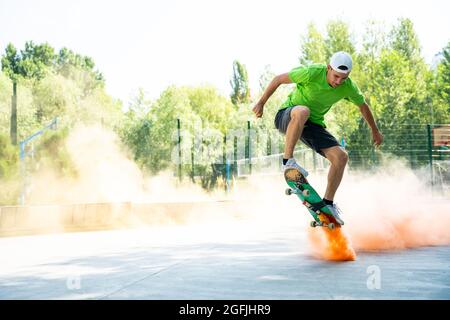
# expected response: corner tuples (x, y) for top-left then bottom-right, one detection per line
(327, 223), (335, 230)
(302, 189), (310, 197)
(310, 221), (318, 228)
(285, 188), (293, 195)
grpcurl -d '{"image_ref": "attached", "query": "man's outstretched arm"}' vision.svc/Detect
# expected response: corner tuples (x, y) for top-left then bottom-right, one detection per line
(359, 103), (384, 147)
(252, 73), (292, 118)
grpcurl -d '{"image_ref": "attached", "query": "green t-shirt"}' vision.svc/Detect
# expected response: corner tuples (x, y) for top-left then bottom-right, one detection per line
(281, 63), (365, 127)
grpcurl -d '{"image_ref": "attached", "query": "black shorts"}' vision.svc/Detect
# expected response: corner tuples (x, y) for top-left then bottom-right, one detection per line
(274, 106), (340, 157)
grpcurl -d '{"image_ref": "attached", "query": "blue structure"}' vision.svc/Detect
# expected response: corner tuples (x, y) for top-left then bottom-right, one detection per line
(19, 117), (58, 205)
(340, 135), (347, 149)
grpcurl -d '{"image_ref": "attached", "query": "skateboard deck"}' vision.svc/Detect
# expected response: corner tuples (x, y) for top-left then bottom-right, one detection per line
(284, 168), (341, 230)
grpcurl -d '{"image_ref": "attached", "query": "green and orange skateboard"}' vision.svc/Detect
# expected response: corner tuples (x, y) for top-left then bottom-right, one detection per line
(284, 168), (341, 230)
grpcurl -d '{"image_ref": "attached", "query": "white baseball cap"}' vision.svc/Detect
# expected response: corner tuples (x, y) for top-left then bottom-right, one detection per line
(330, 51), (353, 74)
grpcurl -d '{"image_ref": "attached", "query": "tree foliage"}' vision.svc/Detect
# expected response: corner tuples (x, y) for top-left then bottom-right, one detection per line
(299, 23), (326, 65)
(0, 42), (122, 204)
(324, 20), (355, 60)
(1, 17), (450, 202)
(389, 18), (421, 63)
(119, 85), (235, 189)
(433, 41), (450, 120)
(230, 60), (250, 106)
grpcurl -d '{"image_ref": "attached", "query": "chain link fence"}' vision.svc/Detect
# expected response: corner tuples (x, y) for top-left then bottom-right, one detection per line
(173, 121), (449, 196)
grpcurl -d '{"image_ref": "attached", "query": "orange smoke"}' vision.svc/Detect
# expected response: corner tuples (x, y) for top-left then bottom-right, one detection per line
(346, 207), (450, 251)
(339, 165), (450, 252)
(307, 217), (357, 261)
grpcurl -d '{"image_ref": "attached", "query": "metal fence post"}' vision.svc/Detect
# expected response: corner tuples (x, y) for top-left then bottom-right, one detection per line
(234, 136), (237, 177)
(247, 121), (252, 175)
(427, 124), (434, 191)
(19, 141), (26, 205)
(191, 136), (195, 180)
(226, 159), (231, 192)
(177, 118), (182, 182)
(223, 135), (227, 191)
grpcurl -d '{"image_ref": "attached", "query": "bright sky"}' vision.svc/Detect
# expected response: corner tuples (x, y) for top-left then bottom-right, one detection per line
(0, 0), (449, 105)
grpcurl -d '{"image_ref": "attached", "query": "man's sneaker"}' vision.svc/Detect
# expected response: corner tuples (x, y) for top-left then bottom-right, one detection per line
(326, 203), (345, 225)
(282, 158), (309, 177)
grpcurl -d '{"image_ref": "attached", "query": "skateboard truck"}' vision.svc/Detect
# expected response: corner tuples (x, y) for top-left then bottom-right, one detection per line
(285, 187), (310, 197)
(310, 220), (335, 230)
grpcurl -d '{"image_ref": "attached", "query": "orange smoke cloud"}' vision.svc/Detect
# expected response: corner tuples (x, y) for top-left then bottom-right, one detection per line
(305, 160), (450, 259)
(340, 163), (450, 252)
(307, 218), (356, 261)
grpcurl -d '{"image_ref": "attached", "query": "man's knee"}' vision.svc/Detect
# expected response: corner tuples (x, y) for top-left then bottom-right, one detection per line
(290, 106), (310, 121)
(326, 148), (348, 166)
(340, 150), (349, 165)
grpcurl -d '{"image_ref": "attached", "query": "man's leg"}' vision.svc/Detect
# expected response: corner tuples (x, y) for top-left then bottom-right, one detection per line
(321, 146), (349, 201)
(284, 106), (310, 159)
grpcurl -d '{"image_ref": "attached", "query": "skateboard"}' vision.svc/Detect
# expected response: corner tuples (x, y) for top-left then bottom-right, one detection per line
(284, 168), (341, 230)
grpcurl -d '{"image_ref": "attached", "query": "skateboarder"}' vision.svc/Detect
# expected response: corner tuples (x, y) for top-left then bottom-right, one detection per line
(252, 51), (383, 225)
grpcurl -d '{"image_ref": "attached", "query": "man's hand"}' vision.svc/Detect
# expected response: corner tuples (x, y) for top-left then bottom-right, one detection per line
(252, 73), (290, 118)
(359, 103), (383, 147)
(372, 129), (384, 147)
(252, 102), (264, 118)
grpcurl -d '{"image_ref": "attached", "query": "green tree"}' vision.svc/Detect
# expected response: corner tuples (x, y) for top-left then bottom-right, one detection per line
(56, 47), (105, 88)
(299, 23), (326, 65)
(0, 132), (18, 179)
(120, 85), (236, 189)
(389, 18), (421, 63)
(230, 60), (250, 106)
(31, 74), (68, 123)
(19, 41), (56, 80)
(0, 132), (20, 204)
(1, 43), (21, 144)
(1, 44), (21, 80)
(324, 20), (355, 60)
(434, 42), (450, 121)
(258, 65), (275, 92)
(354, 21), (388, 103)
(1, 41), (115, 138)
(0, 41), (124, 204)
(1, 41), (56, 144)
(346, 48), (430, 168)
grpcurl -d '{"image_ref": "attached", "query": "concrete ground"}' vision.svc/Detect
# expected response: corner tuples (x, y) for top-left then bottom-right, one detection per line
(0, 218), (449, 300)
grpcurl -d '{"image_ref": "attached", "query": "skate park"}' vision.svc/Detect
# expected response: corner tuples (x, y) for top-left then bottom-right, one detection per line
(1, 0), (450, 301)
